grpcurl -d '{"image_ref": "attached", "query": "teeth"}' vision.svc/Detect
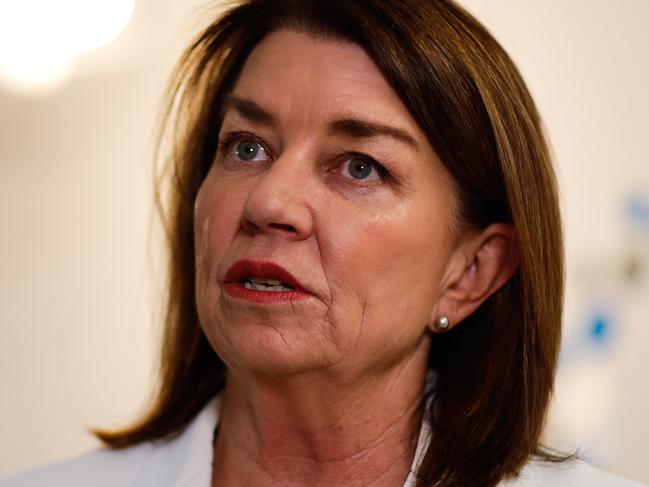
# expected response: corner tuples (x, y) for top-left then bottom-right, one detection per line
(250, 277), (284, 286)
(243, 276), (294, 292)
(244, 281), (293, 292)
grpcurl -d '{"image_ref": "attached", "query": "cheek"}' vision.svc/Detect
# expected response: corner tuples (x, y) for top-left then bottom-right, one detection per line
(321, 196), (453, 342)
(194, 214), (210, 287)
(193, 175), (247, 286)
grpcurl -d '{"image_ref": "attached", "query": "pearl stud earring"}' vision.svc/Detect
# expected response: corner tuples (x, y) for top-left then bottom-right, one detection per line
(435, 316), (450, 331)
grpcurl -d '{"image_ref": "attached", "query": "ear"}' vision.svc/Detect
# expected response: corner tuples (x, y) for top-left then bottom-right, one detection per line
(428, 223), (519, 332)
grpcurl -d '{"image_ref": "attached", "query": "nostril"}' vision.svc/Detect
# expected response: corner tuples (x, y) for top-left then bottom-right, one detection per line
(269, 222), (297, 233)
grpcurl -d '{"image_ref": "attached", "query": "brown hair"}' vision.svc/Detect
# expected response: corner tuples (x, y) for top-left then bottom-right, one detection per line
(95, 1), (566, 485)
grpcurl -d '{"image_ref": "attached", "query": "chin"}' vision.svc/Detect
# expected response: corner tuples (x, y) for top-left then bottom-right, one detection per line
(209, 320), (339, 376)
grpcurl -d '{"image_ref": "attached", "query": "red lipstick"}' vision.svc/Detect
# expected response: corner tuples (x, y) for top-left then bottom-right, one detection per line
(223, 259), (311, 303)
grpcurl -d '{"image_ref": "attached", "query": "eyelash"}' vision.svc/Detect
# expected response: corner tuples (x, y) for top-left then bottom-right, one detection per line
(338, 152), (389, 182)
(217, 131), (392, 185)
(217, 132), (269, 160)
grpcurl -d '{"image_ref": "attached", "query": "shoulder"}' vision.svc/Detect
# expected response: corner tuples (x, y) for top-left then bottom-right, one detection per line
(502, 459), (648, 487)
(0, 397), (220, 487)
(0, 443), (155, 487)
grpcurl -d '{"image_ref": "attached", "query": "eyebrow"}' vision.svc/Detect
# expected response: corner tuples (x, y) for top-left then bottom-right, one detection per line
(223, 95), (418, 149)
(223, 95), (277, 126)
(327, 118), (418, 149)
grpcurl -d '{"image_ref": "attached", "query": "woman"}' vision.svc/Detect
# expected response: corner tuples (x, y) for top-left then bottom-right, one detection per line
(2, 1), (646, 486)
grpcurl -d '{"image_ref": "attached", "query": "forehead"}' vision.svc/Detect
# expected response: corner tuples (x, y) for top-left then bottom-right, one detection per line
(230, 29), (421, 134)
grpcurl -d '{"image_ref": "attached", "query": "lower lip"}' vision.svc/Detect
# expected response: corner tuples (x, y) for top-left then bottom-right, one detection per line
(223, 283), (310, 303)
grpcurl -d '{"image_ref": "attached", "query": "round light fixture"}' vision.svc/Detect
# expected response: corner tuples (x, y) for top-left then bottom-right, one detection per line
(0, 0), (135, 94)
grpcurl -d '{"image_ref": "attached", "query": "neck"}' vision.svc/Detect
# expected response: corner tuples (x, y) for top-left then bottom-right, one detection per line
(211, 347), (430, 487)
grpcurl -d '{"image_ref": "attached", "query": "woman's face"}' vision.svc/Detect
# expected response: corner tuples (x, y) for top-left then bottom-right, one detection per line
(194, 30), (460, 378)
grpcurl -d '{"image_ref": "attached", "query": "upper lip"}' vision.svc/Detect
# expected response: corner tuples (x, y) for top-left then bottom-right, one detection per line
(224, 259), (307, 292)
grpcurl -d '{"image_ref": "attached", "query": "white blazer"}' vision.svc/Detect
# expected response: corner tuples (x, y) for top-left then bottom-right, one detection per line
(1, 396), (646, 487)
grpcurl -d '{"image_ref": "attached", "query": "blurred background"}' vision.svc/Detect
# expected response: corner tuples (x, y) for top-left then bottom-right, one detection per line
(0, 0), (647, 483)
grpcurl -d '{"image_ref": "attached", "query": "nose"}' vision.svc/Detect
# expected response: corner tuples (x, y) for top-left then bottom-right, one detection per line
(240, 155), (314, 240)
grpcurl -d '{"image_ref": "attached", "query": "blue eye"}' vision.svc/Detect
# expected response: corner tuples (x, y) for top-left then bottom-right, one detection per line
(233, 140), (267, 161)
(341, 157), (381, 181)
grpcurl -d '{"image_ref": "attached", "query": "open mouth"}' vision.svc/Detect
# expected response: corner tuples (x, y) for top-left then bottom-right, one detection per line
(242, 277), (295, 292)
(224, 259), (308, 301)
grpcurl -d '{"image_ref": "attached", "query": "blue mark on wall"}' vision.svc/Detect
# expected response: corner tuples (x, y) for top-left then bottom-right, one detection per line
(589, 314), (611, 346)
(626, 194), (649, 230)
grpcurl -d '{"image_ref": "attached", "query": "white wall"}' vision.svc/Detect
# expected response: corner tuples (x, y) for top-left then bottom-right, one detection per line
(1, 0), (647, 483)
(462, 2), (649, 480)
